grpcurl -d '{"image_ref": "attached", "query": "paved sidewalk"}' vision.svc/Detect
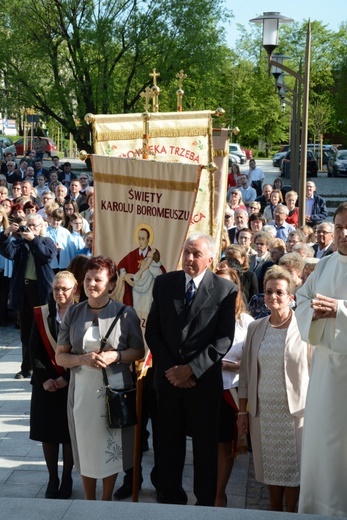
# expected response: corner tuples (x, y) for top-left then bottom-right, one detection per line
(0, 320), (259, 508)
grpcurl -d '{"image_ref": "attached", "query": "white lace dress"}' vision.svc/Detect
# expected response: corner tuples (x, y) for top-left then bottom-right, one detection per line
(72, 324), (124, 479)
(257, 324), (300, 486)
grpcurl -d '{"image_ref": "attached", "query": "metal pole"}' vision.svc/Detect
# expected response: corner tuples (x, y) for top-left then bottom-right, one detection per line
(298, 21), (311, 228)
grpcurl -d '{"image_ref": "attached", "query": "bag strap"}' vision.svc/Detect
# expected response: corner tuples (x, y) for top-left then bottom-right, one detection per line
(99, 305), (126, 353)
(99, 305), (126, 388)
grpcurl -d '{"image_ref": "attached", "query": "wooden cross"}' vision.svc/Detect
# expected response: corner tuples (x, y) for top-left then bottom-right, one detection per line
(140, 87), (153, 112)
(176, 69), (188, 89)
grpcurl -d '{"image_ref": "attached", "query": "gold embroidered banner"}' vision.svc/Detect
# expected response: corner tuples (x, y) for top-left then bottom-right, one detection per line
(93, 156), (200, 323)
(90, 111), (212, 165)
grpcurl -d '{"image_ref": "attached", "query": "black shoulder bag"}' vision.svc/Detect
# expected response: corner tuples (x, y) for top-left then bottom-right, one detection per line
(99, 305), (137, 429)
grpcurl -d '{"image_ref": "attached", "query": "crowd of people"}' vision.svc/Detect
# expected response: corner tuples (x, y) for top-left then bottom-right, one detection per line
(0, 151), (94, 351)
(1, 152), (346, 516)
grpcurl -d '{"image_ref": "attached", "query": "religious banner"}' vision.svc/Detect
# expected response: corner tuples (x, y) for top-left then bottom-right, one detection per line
(89, 113), (229, 261)
(93, 155), (201, 327)
(87, 110), (212, 165)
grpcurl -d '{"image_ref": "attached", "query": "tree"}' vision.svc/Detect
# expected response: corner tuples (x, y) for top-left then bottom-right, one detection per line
(0, 0), (232, 149)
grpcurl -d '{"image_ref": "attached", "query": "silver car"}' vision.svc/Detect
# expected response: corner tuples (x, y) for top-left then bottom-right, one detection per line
(0, 137), (16, 160)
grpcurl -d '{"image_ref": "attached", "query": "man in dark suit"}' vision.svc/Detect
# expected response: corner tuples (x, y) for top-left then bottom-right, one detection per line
(5, 160), (22, 183)
(68, 179), (87, 210)
(305, 181), (328, 226)
(313, 222), (335, 259)
(249, 230), (272, 279)
(145, 233), (237, 506)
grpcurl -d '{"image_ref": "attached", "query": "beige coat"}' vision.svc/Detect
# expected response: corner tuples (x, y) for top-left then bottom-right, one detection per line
(239, 313), (310, 418)
(238, 313), (310, 483)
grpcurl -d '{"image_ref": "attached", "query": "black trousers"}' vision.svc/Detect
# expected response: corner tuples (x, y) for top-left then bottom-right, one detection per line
(156, 368), (222, 506)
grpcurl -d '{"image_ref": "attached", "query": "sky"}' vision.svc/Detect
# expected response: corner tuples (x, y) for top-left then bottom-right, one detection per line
(224, 1), (346, 48)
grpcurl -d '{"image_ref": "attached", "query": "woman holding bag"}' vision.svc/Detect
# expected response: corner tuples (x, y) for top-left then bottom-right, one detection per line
(56, 256), (144, 501)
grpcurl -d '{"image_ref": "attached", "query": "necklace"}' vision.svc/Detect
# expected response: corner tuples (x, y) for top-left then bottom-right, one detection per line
(88, 298), (111, 310)
(269, 310), (292, 328)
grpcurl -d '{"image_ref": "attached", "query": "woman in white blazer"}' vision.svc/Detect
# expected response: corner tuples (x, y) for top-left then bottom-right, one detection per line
(237, 266), (310, 513)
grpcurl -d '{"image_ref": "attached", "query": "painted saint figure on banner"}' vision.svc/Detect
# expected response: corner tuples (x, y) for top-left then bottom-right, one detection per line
(116, 225), (166, 318)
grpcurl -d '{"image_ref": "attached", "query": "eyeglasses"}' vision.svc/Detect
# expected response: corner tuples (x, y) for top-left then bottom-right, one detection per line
(27, 223), (41, 229)
(225, 215), (232, 219)
(317, 230), (332, 235)
(79, 177), (88, 180)
(72, 221), (82, 225)
(53, 287), (74, 293)
(265, 290), (288, 297)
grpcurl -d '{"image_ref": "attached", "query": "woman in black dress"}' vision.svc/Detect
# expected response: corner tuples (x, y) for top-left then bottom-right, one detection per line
(29, 271), (77, 499)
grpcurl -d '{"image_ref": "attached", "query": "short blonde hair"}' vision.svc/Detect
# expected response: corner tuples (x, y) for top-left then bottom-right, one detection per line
(285, 190), (298, 202)
(264, 265), (295, 296)
(53, 270), (77, 287)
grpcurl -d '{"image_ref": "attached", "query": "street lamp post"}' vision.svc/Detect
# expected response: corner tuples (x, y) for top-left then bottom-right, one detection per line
(250, 12), (311, 227)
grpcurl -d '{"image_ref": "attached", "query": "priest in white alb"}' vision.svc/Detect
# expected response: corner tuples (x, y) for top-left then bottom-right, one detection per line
(296, 201), (347, 517)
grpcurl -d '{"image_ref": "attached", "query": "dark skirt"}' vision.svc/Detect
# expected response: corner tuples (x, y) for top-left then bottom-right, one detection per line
(30, 384), (71, 443)
(218, 393), (237, 443)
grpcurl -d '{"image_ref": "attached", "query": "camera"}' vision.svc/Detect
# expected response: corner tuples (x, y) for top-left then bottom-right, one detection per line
(18, 225), (30, 233)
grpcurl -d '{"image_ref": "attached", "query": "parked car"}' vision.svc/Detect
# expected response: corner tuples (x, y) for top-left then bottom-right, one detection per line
(229, 143), (247, 164)
(308, 144), (336, 167)
(13, 137), (57, 158)
(272, 145), (290, 168)
(281, 149), (318, 178)
(0, 137), (16, 160)
(229, 153), (241, 165)
(327, 150), (347, 177)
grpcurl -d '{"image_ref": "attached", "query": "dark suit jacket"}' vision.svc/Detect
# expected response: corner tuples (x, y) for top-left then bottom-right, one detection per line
(145, 269), (238, 381)
(313, 242), (334, 258)
(308, 194), (328, 225)
(249, 252), (271, 274)
(0, 233), (56, 311)
(30, 301), (69, 386)
(6, 170), (23, 184)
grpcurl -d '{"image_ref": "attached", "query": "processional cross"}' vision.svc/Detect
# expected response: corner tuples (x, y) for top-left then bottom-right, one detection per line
(176, 69), (188, 111)
(150, 68), (161, 113)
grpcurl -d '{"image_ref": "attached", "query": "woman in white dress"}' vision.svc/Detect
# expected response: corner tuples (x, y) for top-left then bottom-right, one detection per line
(237, 266), (310, 512)
(56, 256), (144, 500)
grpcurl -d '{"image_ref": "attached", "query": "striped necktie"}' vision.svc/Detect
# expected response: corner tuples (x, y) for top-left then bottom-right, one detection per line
(185, 279), (196, 305)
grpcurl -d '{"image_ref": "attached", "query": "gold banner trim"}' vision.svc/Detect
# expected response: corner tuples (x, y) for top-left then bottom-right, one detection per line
(94, 171), (198, 192)
(214, 149), (228, 157)
(96, 127), (209, 142)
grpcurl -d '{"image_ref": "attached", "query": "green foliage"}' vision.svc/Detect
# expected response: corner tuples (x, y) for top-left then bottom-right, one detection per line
(0, 0), (232, 148)
(0, 5), (347, 148)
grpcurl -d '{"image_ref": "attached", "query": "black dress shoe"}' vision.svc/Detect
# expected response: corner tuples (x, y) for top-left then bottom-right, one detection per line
(158, 488), (188, 505)
(15, 371), (32, 379)
(113, 479), (142, 500)
(45, 479), (60, 499)
(58, 477), (73, 499)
